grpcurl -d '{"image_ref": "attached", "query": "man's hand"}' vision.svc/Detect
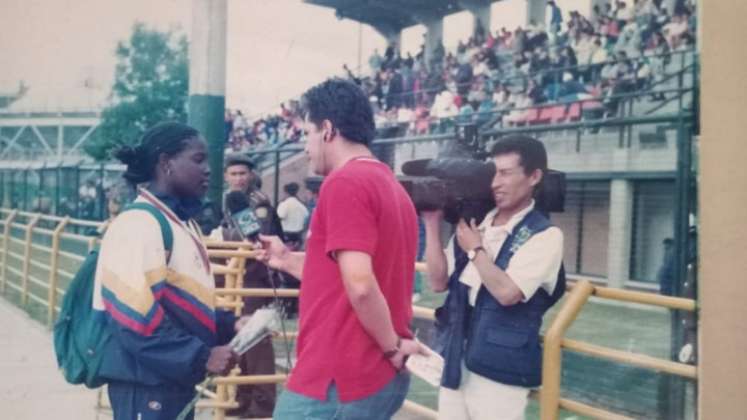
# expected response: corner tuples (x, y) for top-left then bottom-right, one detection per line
(420, 209), (443, 226)
(257, 234), (289, 270)
(387, 338), (429, 371)
(206, 345), (238, 376)
(234, 315), (251, 333)
(456, 218), (482, 252)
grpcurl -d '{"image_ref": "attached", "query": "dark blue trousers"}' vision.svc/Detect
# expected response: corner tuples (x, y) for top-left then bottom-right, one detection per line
(108, 382), (196, 420)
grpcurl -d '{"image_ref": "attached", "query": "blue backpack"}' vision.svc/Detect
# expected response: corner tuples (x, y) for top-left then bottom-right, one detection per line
(53, 202), (173, 388)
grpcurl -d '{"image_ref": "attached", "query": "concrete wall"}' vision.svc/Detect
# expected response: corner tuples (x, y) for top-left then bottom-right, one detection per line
(258, 152), (312, 205)
(699, 1), (747, 417)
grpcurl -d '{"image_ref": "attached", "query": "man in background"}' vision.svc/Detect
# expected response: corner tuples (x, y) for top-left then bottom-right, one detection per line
(211, 153), (284, 417)
(277, 182), (309, 250)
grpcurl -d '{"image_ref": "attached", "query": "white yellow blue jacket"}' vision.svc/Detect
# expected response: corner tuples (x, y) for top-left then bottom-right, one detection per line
(92, 189), (234, 388)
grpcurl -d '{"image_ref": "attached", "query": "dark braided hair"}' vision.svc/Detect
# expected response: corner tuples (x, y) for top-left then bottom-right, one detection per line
(113, 122), (199, 185)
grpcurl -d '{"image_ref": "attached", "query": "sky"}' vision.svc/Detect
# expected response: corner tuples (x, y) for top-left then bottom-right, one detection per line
(0, 0), (591, 117)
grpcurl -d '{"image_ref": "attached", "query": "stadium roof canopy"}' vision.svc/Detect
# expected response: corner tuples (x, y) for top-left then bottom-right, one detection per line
(304, 0), (494, 35)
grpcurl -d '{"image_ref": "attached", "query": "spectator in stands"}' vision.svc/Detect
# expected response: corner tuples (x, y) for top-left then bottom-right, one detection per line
(475, 96), (496, 128)
(615, 0), (635, 26)
(589, 36), (610, 82)
(505, 90), (533, 126)
(591, 3), (605, 26)
(547, 1), (563, 34)
(385, 68), (404, 111)
(663, 12), (689, 49)
(226, 0), (694, 142)
(431, 89), (459, 133)
(368, 49), (383, 74)
(573, 31), (595, 81)
(431, 41), (446, 72)
(602, 51), (637, 115)
(224, 109), (234, 143)
(644, 31), (670, 99)
(261, 78), (424, 419)
(455, 60), (474, 97)
(527, 79), (547, 104)
(423, 136), (565, 420)
(657, 238), (675, 296)
(414, 101), (430, 135)
(277, 182), (309, 250)
(492, 84), (514, 112)
(457, 101), (475, 125)
(559, 46), (579, 81)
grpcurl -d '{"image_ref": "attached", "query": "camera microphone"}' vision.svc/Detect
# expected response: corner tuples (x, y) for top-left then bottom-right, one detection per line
(225, 191), (262, 242)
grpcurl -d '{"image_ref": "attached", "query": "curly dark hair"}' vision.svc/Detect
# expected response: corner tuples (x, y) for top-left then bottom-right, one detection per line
(301, 78), (375, 145)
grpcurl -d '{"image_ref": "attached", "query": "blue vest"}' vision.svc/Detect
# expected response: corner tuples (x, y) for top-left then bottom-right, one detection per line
(435, 209), (566, 389)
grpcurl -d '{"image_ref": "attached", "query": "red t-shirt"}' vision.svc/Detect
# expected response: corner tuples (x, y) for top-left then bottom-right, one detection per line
(285, 158), (418, 402)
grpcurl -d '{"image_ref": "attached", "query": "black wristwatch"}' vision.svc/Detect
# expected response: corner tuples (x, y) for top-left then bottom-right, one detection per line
(467, 246), (485, 261)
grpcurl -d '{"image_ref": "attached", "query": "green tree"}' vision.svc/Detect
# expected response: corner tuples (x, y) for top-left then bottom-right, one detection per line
(86, 23), (188, 160)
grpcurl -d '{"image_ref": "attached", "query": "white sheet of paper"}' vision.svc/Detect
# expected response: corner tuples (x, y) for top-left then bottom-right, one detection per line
(405, 342), (444, 387)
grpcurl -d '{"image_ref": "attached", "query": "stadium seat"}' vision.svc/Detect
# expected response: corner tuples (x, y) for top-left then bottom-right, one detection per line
(522, 107), (540, 125)
(566, 103), (582, 121)
(535, 106), (554, 125)
(551, 105), (569, 123)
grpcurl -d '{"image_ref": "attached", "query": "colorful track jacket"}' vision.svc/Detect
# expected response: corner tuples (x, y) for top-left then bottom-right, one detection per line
(92, 190), (234, 388)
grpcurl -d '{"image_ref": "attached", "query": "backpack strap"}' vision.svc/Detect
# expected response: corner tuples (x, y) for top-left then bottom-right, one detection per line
(123, 202), (174, 259)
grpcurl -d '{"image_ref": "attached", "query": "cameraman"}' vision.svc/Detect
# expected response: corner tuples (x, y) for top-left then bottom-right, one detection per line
(422, 136), (565, 420)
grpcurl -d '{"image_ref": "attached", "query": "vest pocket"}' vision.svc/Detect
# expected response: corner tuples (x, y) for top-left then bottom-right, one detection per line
(485, 327), (529, 348)
(465, 322), (542, 386)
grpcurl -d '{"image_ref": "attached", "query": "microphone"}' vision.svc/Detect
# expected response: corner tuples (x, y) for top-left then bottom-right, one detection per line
(224, 191), (262, 241)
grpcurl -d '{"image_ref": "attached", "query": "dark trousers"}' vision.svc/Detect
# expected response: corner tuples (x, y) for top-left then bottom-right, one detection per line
(108, 382), (195, 420)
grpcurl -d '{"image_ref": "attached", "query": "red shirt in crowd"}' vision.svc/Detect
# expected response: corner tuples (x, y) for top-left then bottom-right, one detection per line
(285, 158), (418, 402)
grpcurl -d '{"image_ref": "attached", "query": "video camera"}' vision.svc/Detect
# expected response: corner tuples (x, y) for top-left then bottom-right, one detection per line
(399, 124), (566, 225)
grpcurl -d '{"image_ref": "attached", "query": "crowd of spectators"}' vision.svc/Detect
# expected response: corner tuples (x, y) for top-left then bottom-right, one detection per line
(360, 0), (697, 135)
(223, 101), (304, 153)
(225, 0), (697, 149)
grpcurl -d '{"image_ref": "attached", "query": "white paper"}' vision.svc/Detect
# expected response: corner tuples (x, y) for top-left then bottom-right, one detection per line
(229, 307), (281, 356)
(405, 342), (444, 387)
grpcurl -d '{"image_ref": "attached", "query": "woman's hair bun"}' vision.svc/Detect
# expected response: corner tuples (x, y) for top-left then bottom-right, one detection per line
(113, 145), (142, 166)
(113, 144), (150, 184)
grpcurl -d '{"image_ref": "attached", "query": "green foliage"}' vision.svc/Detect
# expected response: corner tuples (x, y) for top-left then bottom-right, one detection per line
(86, 23), (189, 160)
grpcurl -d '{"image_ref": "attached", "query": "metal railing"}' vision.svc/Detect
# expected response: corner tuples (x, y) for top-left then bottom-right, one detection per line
(539, 279), (697, 420)
(0, 208), (698, 419)
(0, 209), (438, 419)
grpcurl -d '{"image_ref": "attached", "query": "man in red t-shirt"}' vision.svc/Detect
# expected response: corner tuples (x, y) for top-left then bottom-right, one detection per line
(258, 78), (424, 419)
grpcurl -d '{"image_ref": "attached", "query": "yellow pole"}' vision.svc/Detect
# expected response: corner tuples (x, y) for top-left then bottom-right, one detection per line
(235, 245), (251, 317)
(539, 280), (594, 420)
(0, 210), (18, 294)
(21, 214), (40, 306)
(213, 374), (288, 385)
(213, 383), (227, 420)
(215, 288), (300, 298)
(47, 216), (69, 327)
